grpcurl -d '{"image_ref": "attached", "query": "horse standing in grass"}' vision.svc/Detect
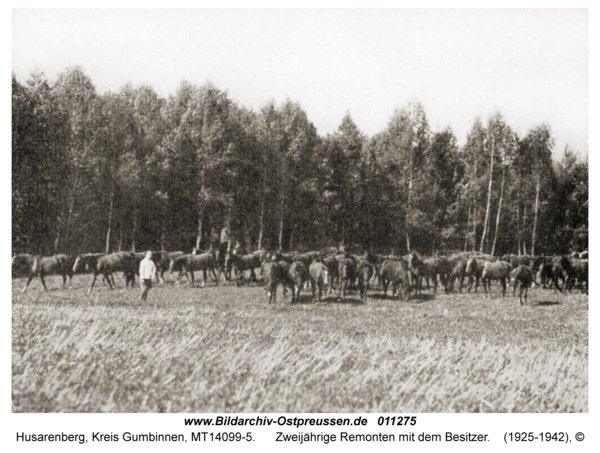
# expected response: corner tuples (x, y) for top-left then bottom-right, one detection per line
(446, 258), (469, 293)
(13, 254), (72, 292)
(224, 251), (262, 285)
(566, 257), (588, 294)
(73, 252), (139, 293)
(464, 258), (486, 293)
(12, 254), (36, 290)
(169, 252), (220, 288)
(510, 265), (534, 305)
(379, 259), (411, 301)
(407, 253), (450, 294)
(551, 256), (575, 293)
(282, 261), (309, 303)
(356, 260), (374, 303)
(481, 261), (513, 298)
(261, 260), (282, 304)
(309, 260), (329, 304)
(535, 259), (554, 289)
(322, 254), (339, 294)
(150, 251), (187, 284)
(337, 255), (357, 301)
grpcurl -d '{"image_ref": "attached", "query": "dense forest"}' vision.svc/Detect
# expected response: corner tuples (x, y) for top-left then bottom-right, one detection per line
(12, 67), (588, 257)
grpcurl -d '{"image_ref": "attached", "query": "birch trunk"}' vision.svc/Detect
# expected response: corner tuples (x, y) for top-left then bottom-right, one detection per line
(278, 197), (284, 250)
(405, 153), (412, 252)
(53, 174), (79, 253)
(479, 137), (494, 253)
(531, 177), (541, 255)
(257, 164), (267, 250)
(464, 204), (472, 251)
(196, 169), (205, 250)
(523, 206), (528, 253)
(132, 206), (137, 252)
(105, 181), (114, 254)
(517, 204), (521, 255)
(491, 165), (506, 256)
(472, 201), (478, 252)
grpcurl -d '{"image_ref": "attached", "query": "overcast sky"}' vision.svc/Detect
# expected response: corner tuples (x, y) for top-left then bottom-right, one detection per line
(12, 8), (588, 159)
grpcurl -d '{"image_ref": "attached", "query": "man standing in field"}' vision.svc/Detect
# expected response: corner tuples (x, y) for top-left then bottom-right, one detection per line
(140, 251), (156, 302)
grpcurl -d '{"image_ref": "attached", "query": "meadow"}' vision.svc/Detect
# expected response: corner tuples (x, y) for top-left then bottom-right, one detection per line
(12, 274), (588, 413)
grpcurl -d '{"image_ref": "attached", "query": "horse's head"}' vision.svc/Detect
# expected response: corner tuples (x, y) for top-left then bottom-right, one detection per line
(465, 258), (476, 274)
(408, 252), (423, 273)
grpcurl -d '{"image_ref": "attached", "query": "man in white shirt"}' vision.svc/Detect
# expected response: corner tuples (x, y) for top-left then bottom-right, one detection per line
(139, 251), (157, 302)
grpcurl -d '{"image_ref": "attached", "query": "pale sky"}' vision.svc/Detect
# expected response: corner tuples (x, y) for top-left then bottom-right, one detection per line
(12, 8), (588, 159)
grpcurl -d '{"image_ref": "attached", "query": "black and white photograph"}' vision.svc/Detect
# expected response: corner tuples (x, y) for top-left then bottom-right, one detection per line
(9, 5), (592, 450)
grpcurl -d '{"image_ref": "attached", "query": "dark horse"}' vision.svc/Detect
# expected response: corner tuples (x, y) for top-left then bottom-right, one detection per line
(169, 252), (220, 288)
(13, 254), (73, 292)
(379, 259), (412, 301)
(73, 252), (139, 293)
(407, 253), (450, 294)
(337, 255), (357, 301)
(224, 251), (263, 286)
(510, 265), (534, 305)
(149, 251), (187, 284)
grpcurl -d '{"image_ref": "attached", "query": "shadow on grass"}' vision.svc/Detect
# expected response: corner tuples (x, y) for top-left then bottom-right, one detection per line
(318, 295), (364, 305)
(536, 300), (560, 306)
(409, 293), (436, 302)
(368, 292), (435, 303)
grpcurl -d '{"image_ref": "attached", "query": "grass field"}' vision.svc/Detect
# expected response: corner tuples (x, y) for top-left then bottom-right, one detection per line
(12, 274), (588, 413)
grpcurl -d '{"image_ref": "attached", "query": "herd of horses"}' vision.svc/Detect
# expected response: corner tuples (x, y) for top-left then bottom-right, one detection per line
(11, 245), (588, 305)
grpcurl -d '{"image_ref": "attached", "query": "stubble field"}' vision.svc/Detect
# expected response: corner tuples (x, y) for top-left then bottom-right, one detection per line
(12, 274), (588, 413)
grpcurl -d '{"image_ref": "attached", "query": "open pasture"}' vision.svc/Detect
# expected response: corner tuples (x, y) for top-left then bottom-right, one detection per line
(12, 274), (588, 413)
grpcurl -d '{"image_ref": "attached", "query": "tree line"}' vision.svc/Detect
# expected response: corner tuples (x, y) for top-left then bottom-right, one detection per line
(12, 67), (588, 257)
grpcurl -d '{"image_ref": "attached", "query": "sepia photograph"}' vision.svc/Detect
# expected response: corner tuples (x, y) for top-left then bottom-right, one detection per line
(11, 6), (589, 429)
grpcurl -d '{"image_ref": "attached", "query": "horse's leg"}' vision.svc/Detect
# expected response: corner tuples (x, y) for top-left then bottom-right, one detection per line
(22, 273), (35, 293)
(88, 273), (99, 294)
(200, 269), (206, 288)
(40, 273), (48, 291)
(106, 273), (115, 290)
(176, 270), (183, 288)
(318, 280), (323, 303)
(189, 270), (195, 287)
